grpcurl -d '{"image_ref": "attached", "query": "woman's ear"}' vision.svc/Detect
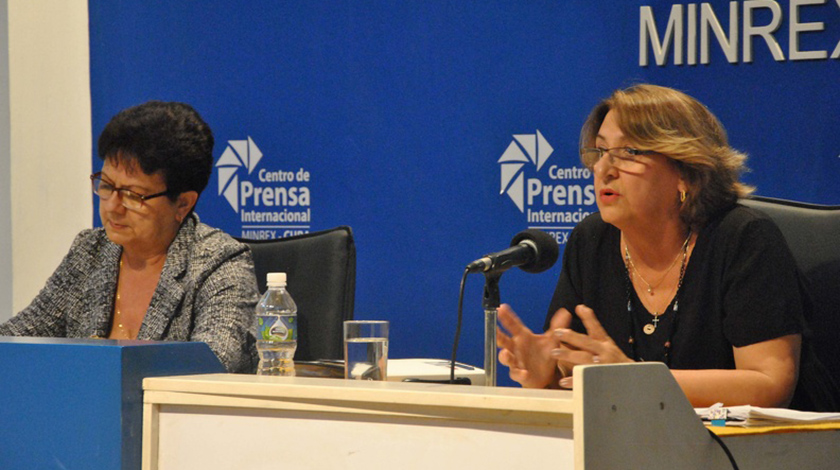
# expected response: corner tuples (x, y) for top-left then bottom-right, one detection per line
(175, 191), (199, 222)
(677, 174), (688, 194)
(677, 175), (690, 199)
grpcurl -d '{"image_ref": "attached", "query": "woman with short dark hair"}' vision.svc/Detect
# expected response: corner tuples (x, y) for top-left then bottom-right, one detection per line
(0, 101), (259, 373)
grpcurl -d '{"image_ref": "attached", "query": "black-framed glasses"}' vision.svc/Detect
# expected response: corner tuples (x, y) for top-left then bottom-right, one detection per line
(580, 147), (657, 172)
(90, 172), (173, 211)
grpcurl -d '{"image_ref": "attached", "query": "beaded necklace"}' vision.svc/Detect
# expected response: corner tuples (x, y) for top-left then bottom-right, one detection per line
(624, 234), (690, 366)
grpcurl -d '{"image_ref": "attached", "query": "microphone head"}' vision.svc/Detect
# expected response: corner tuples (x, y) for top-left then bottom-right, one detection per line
(510, 229), (559, 273)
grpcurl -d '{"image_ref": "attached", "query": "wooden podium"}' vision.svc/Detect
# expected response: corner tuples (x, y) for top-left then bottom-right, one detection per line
(142, 362), (840, 469)
(0, 337), (225, 470)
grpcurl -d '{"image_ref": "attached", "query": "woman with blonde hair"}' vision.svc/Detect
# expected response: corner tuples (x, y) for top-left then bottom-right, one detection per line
(497, 84), (836, 410)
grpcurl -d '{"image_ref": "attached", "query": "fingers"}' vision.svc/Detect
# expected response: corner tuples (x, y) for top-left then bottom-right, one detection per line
(498, 348), (516, 368)
(575, 304), (609, 339)
(496, 327), (511, 348)
(551, 325), (632, 365)
(551, 344), (600, 365)
(496, 326), (524, 369)
(497, 303), (531, 337)
(559, 376), (574, 390)
(496, 304), (562, 388)
(549, 306), (611, 363)
(496, 326), (522, 357)
(548, 307), (573, 331)
(552, 327), (599, 354)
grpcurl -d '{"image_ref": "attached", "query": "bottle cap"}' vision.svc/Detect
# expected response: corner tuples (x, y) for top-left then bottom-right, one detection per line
(266, 272), (287, 287)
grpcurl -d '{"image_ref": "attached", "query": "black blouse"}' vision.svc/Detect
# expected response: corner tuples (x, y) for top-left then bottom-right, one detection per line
(545, 204), (804, 370)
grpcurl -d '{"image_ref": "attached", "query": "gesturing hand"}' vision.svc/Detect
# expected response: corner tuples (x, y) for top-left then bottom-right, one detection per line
(550, 304), (633, 388)
(497, 304), (572, 389)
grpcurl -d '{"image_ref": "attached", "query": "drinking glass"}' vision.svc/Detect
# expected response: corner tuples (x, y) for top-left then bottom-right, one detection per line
(343, 320), (389, 380)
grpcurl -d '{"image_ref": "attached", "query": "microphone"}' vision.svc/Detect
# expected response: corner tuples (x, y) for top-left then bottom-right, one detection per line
(466, 229), (559, 274)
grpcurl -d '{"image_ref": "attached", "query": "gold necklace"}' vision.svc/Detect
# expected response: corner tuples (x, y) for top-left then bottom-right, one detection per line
(624, 231), (692, 334)
(624, 231), (692, 296)
(113, 259), (130, 338)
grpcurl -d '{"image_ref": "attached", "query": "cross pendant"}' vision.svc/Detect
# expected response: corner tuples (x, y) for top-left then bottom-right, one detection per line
(652, 315), (660, 328)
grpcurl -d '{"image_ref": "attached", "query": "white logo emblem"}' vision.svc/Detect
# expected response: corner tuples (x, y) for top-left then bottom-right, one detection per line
(498, 130), (553, 212)
(215, 137), (263, 212)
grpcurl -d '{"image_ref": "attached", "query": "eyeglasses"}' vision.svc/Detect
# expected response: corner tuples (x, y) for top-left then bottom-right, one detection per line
(90, 172), (173, 211)
(580, 147), (657, 172)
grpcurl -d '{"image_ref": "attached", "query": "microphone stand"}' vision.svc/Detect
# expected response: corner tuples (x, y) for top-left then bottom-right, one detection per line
(482, 271), (502, 387)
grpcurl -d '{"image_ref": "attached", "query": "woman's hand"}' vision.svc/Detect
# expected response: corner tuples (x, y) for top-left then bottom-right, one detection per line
(497, 304), (572, 389)
(550, 304), (633, 388)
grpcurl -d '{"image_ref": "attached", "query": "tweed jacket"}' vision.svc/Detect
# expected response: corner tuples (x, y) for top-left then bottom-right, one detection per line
(0, 214), (260, 373)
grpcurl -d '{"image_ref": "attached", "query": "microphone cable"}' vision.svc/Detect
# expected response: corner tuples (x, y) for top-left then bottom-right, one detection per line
(707, 428), (740, 470)
(450, 268), (470, 384)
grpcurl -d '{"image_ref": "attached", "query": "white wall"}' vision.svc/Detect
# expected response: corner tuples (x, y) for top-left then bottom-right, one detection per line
(0, 0), (11, 319)
(4, 0), (91, 318)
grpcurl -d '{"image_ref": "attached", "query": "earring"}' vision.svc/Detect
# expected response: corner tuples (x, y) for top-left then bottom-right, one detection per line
(680, 191), (687, 203)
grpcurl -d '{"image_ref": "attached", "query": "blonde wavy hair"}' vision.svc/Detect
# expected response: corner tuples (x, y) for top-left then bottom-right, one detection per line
(580, 84), (753, 229)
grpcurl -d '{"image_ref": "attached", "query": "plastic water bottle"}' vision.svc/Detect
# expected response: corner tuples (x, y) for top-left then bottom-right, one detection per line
(255, 272), (298, 376)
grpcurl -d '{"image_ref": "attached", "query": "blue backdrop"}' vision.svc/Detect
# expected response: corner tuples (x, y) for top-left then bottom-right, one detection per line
(89, 0), (839, 386)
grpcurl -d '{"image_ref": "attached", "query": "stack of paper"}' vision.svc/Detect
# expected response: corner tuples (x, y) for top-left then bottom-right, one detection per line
(696, 403), (840, 426)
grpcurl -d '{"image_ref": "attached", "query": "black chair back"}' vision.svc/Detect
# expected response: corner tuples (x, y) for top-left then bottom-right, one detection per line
(743, 196), (840, 409)
(238, 226), (356, 361)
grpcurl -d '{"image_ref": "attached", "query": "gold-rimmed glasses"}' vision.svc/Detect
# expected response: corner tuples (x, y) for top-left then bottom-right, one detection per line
(90, 172), (173, 211)
(580, 147), (657, 172)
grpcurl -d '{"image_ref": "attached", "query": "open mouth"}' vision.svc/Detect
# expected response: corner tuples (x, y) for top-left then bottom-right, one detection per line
(108, 220), (128, 230)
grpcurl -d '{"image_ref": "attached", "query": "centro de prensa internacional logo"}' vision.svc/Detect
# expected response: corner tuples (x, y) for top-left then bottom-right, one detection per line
(215, 137), (263, 213)
(496, 129), (595, 245)
(498, 130), (554, 212)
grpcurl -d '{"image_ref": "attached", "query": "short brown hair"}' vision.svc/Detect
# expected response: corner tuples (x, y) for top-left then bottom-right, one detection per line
(580, 84), (753, 229)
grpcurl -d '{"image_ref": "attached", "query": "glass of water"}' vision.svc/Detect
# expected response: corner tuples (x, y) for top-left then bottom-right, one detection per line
(343, 320), (389, 380)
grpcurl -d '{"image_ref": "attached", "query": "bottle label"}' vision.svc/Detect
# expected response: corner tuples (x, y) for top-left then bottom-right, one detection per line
(257, 314), (297, 342)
